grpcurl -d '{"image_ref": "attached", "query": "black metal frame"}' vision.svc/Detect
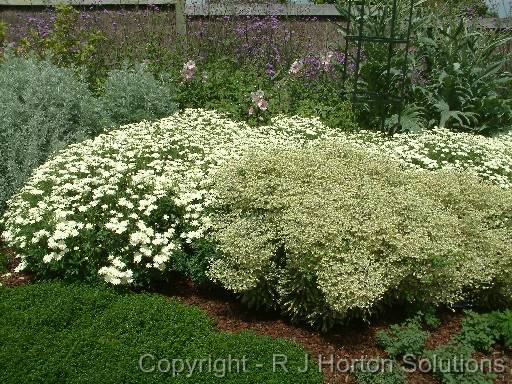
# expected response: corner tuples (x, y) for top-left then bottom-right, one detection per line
(339, 0), (415, 132)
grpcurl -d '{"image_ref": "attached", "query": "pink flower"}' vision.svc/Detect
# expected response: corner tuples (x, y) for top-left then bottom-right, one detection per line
(257, 98), (268, 111)
(181, 60), (196, 81)
(289, 59), (303, 74)
(251, 90), (265, 104)
(182, 71), (194, 81)
(184, 60), (196, 71)
(321, 51), (334, 70)
(250, 90), (267, 111)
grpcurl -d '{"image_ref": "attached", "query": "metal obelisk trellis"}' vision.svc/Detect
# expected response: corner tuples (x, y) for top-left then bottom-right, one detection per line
(339, 0), (415, 133)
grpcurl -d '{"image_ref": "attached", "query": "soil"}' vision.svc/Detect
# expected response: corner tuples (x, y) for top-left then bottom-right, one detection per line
(0, 247), (34, 287)
(1, 247), (510, 384)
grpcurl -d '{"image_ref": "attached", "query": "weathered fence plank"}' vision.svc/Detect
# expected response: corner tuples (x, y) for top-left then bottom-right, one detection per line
(175, 0), (186, 37)
(476, 17), (512, 29)
(184, 3), (340, 16)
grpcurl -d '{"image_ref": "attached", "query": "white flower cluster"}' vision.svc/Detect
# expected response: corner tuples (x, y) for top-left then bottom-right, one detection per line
(342, 128), (512, 189)
(1, 109), (334, 285)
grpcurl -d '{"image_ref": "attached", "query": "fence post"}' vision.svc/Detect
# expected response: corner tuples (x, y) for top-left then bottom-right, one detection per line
(175, 0), (187, 39)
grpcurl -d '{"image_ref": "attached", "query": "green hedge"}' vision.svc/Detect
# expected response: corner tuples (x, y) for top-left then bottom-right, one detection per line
(0, 282), (322, 384)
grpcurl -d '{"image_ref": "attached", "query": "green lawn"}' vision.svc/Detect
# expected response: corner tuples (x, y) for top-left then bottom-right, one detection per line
(0, 282), (322, 384)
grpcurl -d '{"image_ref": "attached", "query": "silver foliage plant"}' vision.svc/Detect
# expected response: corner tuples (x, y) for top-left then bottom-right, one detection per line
(0, 54), (107, 211)
(99, 63), (178, 126)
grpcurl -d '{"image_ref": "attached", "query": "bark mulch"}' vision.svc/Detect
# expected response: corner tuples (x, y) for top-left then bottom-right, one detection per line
(0, 247), (33, 287)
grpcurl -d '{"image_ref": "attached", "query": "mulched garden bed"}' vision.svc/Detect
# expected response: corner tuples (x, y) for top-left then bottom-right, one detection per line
(1, 246), (510, 384)
(157, 278), (511, 384)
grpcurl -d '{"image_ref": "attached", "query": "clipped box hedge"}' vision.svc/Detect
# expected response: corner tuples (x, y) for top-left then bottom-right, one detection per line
(0, 282), (322, 383)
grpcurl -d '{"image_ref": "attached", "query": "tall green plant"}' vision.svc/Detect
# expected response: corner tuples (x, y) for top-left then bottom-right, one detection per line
(334, 0), (512, 134)
(412, 16), (512, 133)
(0, 21), (6, 46)
(335, 0), (418, 131)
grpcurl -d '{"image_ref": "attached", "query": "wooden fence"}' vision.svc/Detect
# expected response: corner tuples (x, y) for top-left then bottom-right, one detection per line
(1, 0), (511, 39)
(0, 0), (187, 36)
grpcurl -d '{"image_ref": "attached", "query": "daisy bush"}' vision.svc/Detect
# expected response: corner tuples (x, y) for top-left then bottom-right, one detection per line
(333, 128), (512, 189)
(208, 141), (512, 330)
(1, 109), (335, 286)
